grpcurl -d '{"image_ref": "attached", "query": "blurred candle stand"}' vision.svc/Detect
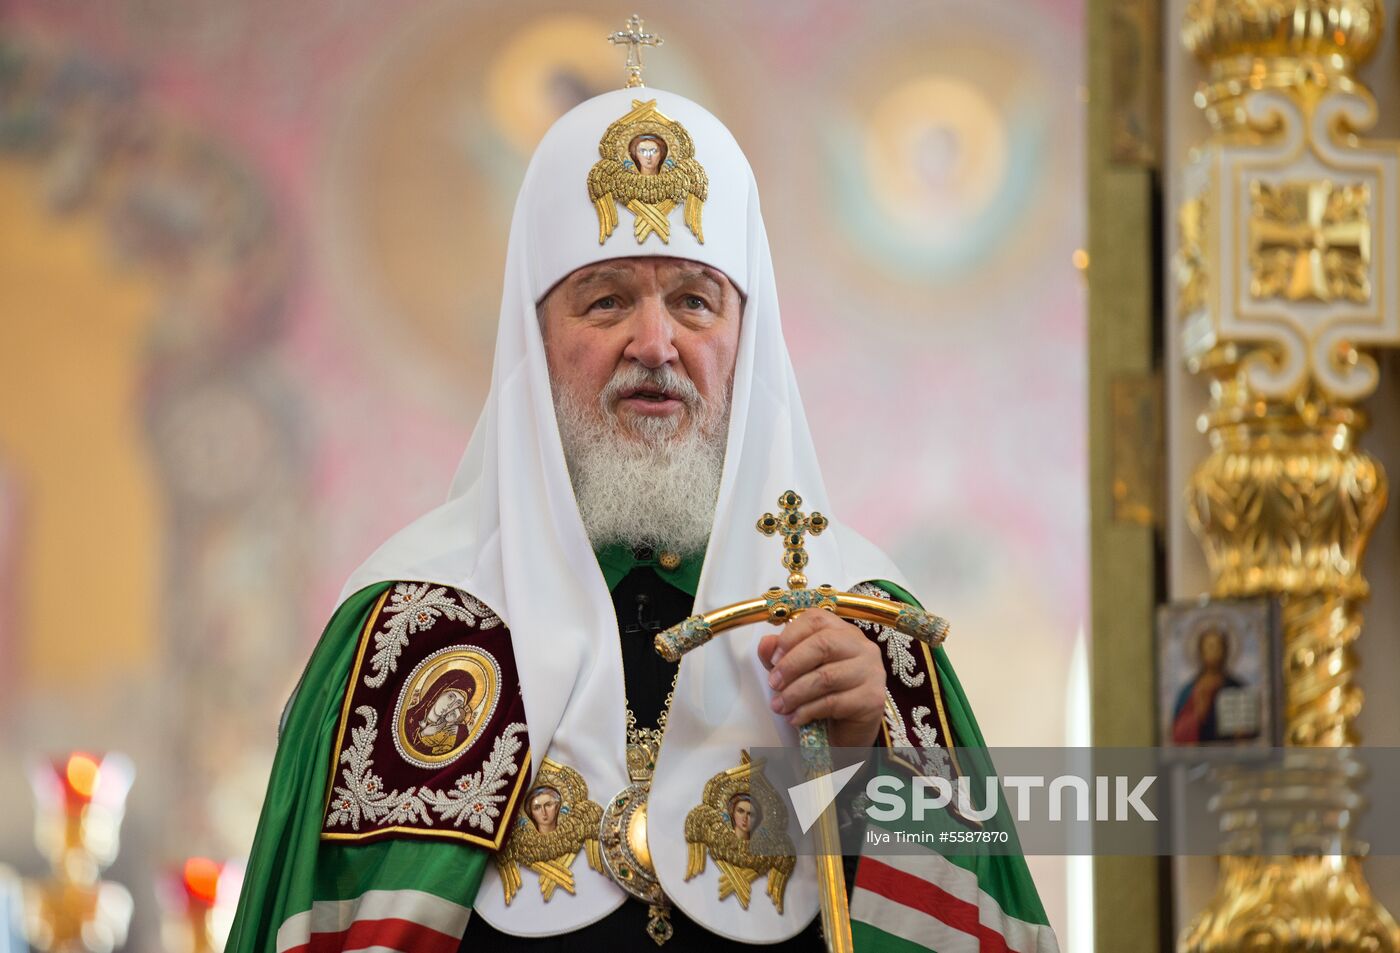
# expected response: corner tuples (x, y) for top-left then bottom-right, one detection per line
(157, 858), (243, 953)
(20, 754), (134, 953)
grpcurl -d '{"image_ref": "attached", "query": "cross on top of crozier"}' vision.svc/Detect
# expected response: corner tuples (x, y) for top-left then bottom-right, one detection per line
(608, 14), (663, 88)
(653, 487), (948, 665)
(756, 490), (830, 591)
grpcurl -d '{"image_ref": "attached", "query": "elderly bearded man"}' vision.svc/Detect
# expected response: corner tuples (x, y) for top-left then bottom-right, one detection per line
(228, 74), (1057, 953)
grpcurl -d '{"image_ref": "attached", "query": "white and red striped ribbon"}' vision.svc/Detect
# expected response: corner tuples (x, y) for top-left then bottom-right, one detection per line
(275, 889), (471, 953)
(851, 853), (1058, 953)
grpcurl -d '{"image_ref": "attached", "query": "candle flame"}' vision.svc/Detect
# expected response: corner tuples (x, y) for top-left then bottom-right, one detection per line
(183, 856), (222, 905)
(65, 752), (101, 800)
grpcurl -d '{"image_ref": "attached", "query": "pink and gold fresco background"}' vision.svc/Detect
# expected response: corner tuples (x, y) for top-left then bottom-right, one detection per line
(0, 1), (1085, 945)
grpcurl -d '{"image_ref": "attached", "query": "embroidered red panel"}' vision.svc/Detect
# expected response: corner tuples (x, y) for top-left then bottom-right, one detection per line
(321, 582), (530, 849)
(851, 581), (964, 784)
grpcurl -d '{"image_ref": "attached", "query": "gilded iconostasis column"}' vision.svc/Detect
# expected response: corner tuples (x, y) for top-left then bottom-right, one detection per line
(1175, 1), (1400, 949)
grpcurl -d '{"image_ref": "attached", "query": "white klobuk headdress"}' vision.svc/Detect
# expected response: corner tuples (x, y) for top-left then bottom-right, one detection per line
(340, 86), (907, 942)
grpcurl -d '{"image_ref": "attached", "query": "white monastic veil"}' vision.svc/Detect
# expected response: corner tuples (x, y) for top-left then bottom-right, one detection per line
(339, 87), (909, 942)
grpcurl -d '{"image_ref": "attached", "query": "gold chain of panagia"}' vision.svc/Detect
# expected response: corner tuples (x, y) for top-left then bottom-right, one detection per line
(624, 668), (679, 747)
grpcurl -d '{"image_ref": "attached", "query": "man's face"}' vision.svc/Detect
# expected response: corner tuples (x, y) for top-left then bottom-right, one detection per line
(539, 257), (742, 443)
(1200, 631), (1226, 669)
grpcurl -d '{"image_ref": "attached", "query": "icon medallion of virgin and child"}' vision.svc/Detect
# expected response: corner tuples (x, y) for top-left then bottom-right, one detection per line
(496, 758), (605, 904)
(392, 646), (502, 769)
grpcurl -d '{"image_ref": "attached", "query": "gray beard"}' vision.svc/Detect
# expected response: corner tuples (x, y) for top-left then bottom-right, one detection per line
(554, 367), (728, 556)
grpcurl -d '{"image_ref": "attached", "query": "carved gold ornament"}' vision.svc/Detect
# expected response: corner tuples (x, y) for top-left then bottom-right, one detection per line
(1176, 90), (1399, 402)
(1176, 1), (1400, 949)
(683, 752), (795, 913)
(1174, 0), (1400, 404)
(587, 98), (708, 245)
(1174, 194), (1208, 321)
(1181, 0), (1382, 129)
(1182, 401), (1395, 950)
(1248, 179), (1370, 303)
(495, 758), (605, 905)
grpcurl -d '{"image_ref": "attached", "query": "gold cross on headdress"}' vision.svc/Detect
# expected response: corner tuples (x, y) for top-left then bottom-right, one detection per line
(756, 490), (829, 591)
(608, 14), (663, 89)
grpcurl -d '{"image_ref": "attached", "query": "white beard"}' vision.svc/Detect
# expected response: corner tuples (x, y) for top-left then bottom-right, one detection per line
(554, 365), (728, 556)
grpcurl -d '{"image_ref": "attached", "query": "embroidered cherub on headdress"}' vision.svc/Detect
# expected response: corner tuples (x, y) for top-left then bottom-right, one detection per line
(587, 98), (708, 245)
